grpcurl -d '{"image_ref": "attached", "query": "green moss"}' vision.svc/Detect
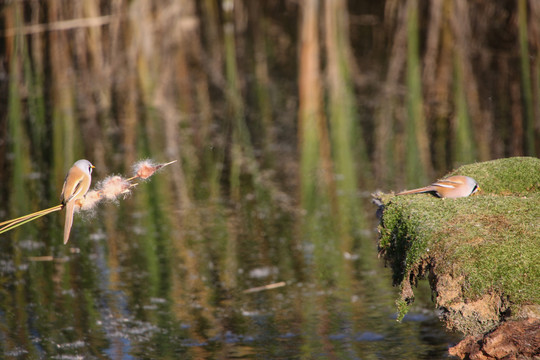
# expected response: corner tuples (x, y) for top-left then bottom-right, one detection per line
(447, 156), (540, 195)
(376, 157), (540, 333)
(396, 298), (412, 322)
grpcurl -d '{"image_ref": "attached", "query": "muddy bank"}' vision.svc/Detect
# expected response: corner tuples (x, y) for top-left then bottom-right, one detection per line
(449, 318), (540, 359)
(374, 157), (540, 358)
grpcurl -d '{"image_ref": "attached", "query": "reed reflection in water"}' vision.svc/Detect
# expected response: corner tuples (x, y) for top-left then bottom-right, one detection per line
(2, 0), (538, 358)
(0, 192), (459, 359)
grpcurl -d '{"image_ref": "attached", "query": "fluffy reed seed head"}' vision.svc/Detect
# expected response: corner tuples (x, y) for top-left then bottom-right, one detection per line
(100, 176), (132, 200)
(78, 176), (132, 212)
(133, 159), (177, 180)
(133, 160), (158, 179)
(79, 190), (102, 211)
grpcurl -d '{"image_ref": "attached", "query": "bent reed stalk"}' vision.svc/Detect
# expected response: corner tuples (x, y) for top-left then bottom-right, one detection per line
(0, 159), (177, 236)
(0, 204), (64, 234)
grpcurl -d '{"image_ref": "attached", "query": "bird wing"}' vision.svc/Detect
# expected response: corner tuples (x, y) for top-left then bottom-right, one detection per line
(432, 178), (463, 187)
(61, 172), (86, 205)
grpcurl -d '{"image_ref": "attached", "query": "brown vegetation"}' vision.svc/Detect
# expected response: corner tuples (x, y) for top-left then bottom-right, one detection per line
(449, 318), (540, 360)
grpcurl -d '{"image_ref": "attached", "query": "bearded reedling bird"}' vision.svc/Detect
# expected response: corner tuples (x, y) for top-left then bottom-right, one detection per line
(60, 159), (95, 244)
(396, 175), (480, 199)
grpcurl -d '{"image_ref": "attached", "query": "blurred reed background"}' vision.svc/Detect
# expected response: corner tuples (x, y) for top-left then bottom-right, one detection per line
(2, 0), (540, 228)
(0, 0), (539, 358)
(2, 0), (538, 209)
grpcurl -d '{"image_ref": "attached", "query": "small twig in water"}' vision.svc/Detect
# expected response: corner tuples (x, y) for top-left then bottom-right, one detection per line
(243, 281), (287, 294)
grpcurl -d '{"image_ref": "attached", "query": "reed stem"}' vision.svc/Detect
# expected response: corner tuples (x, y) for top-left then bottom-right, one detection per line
(518, 0), (535, 156)
(0, 204), (62, 227)
(0, 204), (63, 234)
(405, 0), (430, 186)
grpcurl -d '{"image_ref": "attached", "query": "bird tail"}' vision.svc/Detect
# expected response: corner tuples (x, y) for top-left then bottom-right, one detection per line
(396, 187), (432, 196)
(63, 201), (75, 244)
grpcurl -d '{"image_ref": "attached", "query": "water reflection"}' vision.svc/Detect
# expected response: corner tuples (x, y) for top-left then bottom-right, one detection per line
(0, 190), (460, 359)
(2, 0), (534, 357)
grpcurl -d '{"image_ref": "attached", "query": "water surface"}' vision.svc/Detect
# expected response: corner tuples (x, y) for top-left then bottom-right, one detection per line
(0, 190), (460, 359)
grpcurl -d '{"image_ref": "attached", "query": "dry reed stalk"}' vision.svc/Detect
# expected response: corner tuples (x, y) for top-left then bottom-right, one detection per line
(298, 0), (322, 144)
(2, 15), (115, 37)
(0, 204), (63, 227)
(298, 0), (336, 211)
(0, 205), (63, 234)
(28, 256), (55, 262)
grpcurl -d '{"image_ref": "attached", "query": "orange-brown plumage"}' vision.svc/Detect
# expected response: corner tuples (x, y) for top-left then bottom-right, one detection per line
(396, 175), (479, 199)
(61, 160), (94, 244)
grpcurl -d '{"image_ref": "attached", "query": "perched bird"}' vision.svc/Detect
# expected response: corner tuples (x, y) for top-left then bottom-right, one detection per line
(396, 175), (479, 199)
(60, 159), (95, 244)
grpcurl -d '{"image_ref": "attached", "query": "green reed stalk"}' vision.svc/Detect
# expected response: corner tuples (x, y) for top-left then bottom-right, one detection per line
(250, 2), (274, 166)
(324, 0), (367, 253)
(405, 0), (429, 187)
(222, 2), (255, 201)
(374, 2), (408, 187)
(48, 0), (78, 188)
(135, 127), (168, 298)
(518, 0), (535, 156)
(298, 0), (324, 213)
(128, 5), (169, 288)
(453, 54), (475, 165)
(7, 7), (32, 234)
(194, 0), (223, 202)
(6, 14), (37, 349)
(23, 41), (46, 161)
(298, 0), (343, 286)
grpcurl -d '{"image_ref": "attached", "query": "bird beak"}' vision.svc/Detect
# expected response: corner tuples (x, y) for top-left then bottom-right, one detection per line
(91, 165), (96, 169)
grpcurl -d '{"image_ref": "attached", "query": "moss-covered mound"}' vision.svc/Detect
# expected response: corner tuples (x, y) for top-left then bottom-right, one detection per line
(375, 157), (540, 336)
